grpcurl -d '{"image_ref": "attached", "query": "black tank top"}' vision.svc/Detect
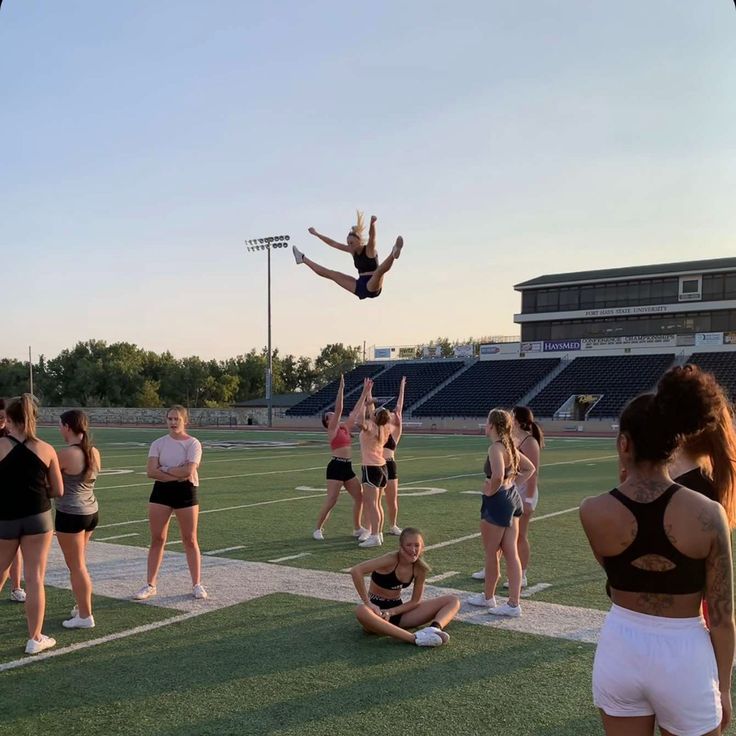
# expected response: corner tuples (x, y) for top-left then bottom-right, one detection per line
(352, 246), (378, 273)
(371, 562), (414, 590)
(602, 484), (706, 595)
(0, 437), (51, 520)
(676, 468), (717, 502)
(384, 433), (397, 451)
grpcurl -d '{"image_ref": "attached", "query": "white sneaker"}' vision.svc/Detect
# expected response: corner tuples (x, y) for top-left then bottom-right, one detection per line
(467, 593), (497, 608)
(312, 529), (324, 540)
(193, 584), (208, 600)
(353, 527), (370, 539)
(388, 525), (402, 536)
(133, 584), (157, 600)
(292, 245), (305, 264)
(10, 588), (26, 602)
(391, 236), (404, 259)
(63, 614), (95, 629)
(358, 534), (382, 548)
(488, 602), (522, 618)
(423, 626), (450, 644)
(470, 569), (485, 581)
(25, 634), (56, 655)
(502, 575), (528, 589)
(70, 604), (79, 618)
(414, 628), (444, 647)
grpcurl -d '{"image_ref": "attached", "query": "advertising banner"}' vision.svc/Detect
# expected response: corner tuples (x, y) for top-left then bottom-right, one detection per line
(724, 332), (736, 345)
(374, 347), (391, 359)
(398, 346), (417, 359)
(453, 344), (474, 358)
(520, 341), (542, 353)
(581, 335), (677, 350)
(676, 334), (695, 347)
(695, 332), (724, 347)
(543, 340), (581, 352)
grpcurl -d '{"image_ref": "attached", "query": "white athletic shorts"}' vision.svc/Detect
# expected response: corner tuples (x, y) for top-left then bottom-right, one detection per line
(517, 482), (539, 511)
(593, 604), (721, 736)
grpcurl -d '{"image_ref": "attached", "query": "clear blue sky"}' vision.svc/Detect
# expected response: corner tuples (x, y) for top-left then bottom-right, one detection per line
(2, 1), (735, 362)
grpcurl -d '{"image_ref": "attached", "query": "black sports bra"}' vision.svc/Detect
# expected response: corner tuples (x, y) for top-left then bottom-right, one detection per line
(484, 441), (514, 480)
(602, 484), (706, 595)
(384, 433), (397, 451)
(371, 562), (414, 590)
(352, 246), (378, 273)
(0, 437), (51, 521)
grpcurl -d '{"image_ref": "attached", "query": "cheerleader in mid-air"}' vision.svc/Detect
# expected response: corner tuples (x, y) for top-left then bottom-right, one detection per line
(293, 212), (403, 300)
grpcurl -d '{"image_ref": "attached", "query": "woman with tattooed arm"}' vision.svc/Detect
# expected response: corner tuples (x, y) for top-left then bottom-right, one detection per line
(580, 364), (734, 736)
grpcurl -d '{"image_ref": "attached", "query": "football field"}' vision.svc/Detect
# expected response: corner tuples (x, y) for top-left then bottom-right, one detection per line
(1, 428), (642, 735)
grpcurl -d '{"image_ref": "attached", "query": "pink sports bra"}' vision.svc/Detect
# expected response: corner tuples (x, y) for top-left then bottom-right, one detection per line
(330, 425), (351, 451)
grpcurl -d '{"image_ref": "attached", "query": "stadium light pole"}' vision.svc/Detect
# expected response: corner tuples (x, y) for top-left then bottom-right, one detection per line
(244, 235), (290, 427)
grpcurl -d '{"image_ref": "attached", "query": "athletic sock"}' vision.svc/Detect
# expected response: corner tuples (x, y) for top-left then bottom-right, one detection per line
(430, 620), (443, 630)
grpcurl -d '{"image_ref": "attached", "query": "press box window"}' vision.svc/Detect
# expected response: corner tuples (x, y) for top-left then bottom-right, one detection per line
(678, 275), (702, 302)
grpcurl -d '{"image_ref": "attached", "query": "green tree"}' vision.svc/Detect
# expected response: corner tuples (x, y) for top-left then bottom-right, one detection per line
(314, 343), (361, 387)
(135, 379), (163, 407)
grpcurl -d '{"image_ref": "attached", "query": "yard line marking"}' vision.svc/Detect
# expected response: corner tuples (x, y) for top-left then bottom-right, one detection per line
(165, 540), (183, 546)
(96, 494), (325, 529)
(99, 449), (325, 466)
(424, 507), (580, 551)
(426, 571), (459, 583)
(268, 552), (311, 563)
(96, 465), (327, 491)
(95, 533), (140, 542)
(0, 611), (202, 674)
(204, 545), (247, 555)
(521, 583), (552, 597)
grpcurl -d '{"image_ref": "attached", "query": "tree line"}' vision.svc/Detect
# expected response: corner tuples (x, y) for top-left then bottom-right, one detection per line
(0, 340), (362, 408)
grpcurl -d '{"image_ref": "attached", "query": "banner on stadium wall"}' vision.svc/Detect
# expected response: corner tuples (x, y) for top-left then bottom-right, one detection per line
(724, 332), (736, 345)
(398, 346), (417, 359)
(422, 346), (443, 358)
(453, 344), (474, 358)
(374, 347), (392, 359)
(695, 332), (723, 347)
(520, 341), (543, 354)
(676, 334), (695, 347)
(581, 335), (677, 350)
(543, 340), (581, 352)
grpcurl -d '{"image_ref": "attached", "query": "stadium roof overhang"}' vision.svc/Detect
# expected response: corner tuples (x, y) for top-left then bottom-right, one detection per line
(514, 257), (736, 291)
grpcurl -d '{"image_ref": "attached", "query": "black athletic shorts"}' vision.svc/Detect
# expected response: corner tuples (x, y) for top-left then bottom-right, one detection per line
(0, 511), (53, 539)
(385, 459), (398, 481)
(370, 594), (404, 627)
(480, 486), (523, 528)
(55, 510), (99, 534)
(326, 457), (356, 482)
(361, 465), (388, 489)
(149, 481), (199, 509)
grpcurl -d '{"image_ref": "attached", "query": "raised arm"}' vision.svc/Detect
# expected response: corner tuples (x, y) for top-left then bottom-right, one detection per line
(704, 502), (735, 731)
(394, 376), (406, 419)
(308, 227), (351, 253)
(347, 378), (373, 430)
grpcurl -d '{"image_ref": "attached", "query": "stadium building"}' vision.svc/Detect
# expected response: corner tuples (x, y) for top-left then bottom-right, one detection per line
(286, 257), (736, 433)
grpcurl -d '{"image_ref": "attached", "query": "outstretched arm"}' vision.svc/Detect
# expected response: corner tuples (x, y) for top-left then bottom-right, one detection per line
(308, 227), (351, 253)
(347, 378), (373, 430)
(394, 376), (406, 419)
(330, 375), (345, 431)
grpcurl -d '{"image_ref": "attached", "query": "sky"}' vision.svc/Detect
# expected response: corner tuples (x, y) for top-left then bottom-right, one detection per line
(2, 1), (735, 362)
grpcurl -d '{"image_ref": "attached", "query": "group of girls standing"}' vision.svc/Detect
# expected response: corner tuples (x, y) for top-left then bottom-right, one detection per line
(0, 396), (100, 654)
(0, 398), (206, 655)
(315, 376), (404, 546)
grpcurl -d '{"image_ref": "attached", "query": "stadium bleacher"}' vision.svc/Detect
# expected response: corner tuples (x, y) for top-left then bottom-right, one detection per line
(285, 364), (385, 416)
(414, 359), (561, 417)
(368, 361), (466, 412)
(689, 352), (736, 400)
(530, 354), (676, 419)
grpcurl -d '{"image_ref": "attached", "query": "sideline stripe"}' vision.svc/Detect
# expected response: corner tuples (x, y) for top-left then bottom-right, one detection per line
(424, 506), (579, 551)
(426, 571), (459, 583)
(204, 545), (247, 555)
(96, 494), (324, 530)
(268, 552), (311, 563)
(95, 533), (139, 542)
(0, 612), (201, 674)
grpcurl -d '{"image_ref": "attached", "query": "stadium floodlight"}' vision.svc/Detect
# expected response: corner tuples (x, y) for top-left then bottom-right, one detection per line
(243, 233), (291, 427)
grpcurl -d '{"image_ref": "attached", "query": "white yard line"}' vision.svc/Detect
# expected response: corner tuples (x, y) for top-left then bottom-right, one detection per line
(268, 552), (311, 563)
(94, 533), (140, 542)
(425, 571), (459, 583)
(96, 493), (325, 529)
(0, 612), (202, 673)
(204, 545), (247, 555)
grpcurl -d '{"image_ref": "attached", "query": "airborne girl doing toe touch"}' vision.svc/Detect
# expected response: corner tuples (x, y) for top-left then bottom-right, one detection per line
(293, 212), (403, 300)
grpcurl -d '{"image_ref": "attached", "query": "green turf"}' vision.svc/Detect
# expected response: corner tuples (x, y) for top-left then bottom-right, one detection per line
(0, 428), (635, 734)
(2, 595), (602, 736)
